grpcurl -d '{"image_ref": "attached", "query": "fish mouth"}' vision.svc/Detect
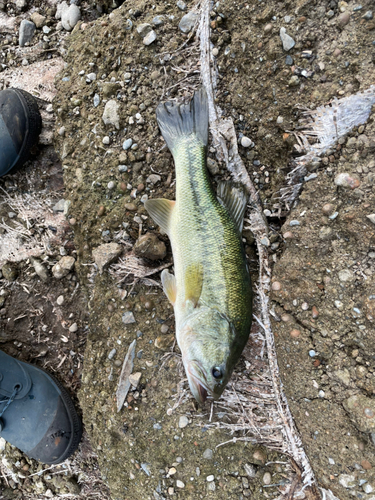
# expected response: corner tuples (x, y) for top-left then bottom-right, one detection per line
(185, 361), (211, 404)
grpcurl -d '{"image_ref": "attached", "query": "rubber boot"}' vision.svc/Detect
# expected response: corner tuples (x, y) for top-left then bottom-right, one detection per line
(0, 88), (42, 177)
(0, 351), (82, 464)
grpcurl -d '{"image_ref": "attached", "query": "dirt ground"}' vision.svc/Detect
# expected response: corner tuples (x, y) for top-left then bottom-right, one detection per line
(1, 0), (375, 499)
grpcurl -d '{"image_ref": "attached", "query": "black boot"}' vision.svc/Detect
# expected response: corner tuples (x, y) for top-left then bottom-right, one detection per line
(0, 88), (42, 177)
(0, 351), (82, 464)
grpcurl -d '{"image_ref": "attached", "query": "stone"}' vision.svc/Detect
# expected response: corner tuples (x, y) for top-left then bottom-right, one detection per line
(176, 480), (185, 488)
(56, 295), (64, 306)
(367, 214), (375, 225)
(129, 372), (142, 388)
(102, 100), (121, 130)
(280, 27), (295, 51)
(289, 75), (300, 86)
(343, 395), (375, 433)
(55, 1), (68, 19)
(207, 158), (219, 175)
(69, 323), (78, 333)
(92, 243), (123, 273)
(19, 20), (36, 46)
(333, 369), (351, 386)
(152, 15), (165, 26)
(334, 173), (360, 189)
(61, 4), (81, 31)
(30, 257), (49, 282)
(146, 174), (161, 185)
(53, 199), (66, 212)
(206, 475), (214, 482)
(241, 136), (253, 147)
(52, 256), (75, 279)
(103, 82), (121, 98)
(122, 311), (136, 324)
(203, 448), (213, 459)
(338, 269), (354, 282)
(2, 263), (18, 281)
(179, 415), (189, 428)
(30, 12), (46, 28)
(263, 472), (272, 485)
(134, 233), (167, 261)
(136, 23), (153, 37)
(337, 12), (350, 27)
(143, 30), (157, 45)
(338, 474), (356, 488)
(177, 0), (187, 10)
(179, 11), (199, 33)
(123, 139), (133, 150)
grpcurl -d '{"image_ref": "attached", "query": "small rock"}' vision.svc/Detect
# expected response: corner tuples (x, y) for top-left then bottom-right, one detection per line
(61, 4), (81, 31)
(207, 475), (215, 482)
(123, 138), (133, 150)
(177, 0), (187, 10)
(30, 257), (49, 282)
(289, 75), (300, 86)
(362, 11), (373, 20)
(338, 269), (354, 282)
(143, 30), (157, 45)
(176, 480), (185, 488)
(52, 256), (75, 279)
(333, 368), (351, 386)
(203, 449), (213, 459)
(19, 20), (36, 46)
(263, 472), (272, 485)
(253, 448), (267, 465)
(103, 136), (110, 145)
(322, 203), (334, 215)
(179, 11), (199, 33)
(136, 23), (153, 37)
(289, 220), (300, 226)
(146, 174), (162, 185)
(30, 12), (46, 28)
(338, 474), (356, 488)
(124, 203), (137, 211)
(129, 372), (142, 388)
(337, 12), (350, 27)
(134, 233), (167, 261)
(152, 15), (165, 26)
(107, 181), (115, 190)
(207, 157), (219, 175)
(2, 263), (18, 281)
(179, 415), (189, 428)
(367, 214), (375, 225)
(160, 324), (169, 334)
(108, 348), (117, 360)
(102, 100), (121, 130)
(56, 295), (64, 306)
(363, 483), (373, 494)
(241, 136), (253, 147)
(122, 311), (136, 324)
(334, 172), (360, 189)
(280, 27), (295, 51)
(212, 47), (219, 56)
(69, 323), (78, 333)
(244, 463), (257, 478)
(92, 243), (122, 273)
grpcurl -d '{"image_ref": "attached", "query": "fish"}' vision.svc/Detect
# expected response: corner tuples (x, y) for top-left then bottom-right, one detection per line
(144, 88), (253, 404)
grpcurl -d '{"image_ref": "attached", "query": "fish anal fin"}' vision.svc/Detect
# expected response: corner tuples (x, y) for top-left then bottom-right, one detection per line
(217, 182), (248, 233)
(161, 269), (177, 305)
(144, 198), (175, 235)
(185, 263), (203, 308)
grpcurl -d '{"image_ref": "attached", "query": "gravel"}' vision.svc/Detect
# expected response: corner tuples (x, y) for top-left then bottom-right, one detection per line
(19, 20), (36, 46)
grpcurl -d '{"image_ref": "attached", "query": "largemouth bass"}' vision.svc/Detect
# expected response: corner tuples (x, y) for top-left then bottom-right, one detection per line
(145, 89), (252, 404)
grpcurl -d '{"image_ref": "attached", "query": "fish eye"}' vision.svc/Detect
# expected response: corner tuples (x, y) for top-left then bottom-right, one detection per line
(212, 367), (223, 379)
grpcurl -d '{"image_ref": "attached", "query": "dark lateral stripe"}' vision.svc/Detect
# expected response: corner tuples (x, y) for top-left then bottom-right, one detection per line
(0, 115), (18, 175)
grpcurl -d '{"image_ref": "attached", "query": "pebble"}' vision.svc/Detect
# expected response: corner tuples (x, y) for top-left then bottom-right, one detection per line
(363, 484), (373, 494)
(107, 181), (115, 190)
(69, 323), (78, 333)
(363, 11), (373, 20)
(123, 138), (133, 150)
(338, 269), (354, 282)
(86, 72), (96, 82)
(102, 100), (121, 130)
(367, 214), (375, 225)
(271, 281), (281, 291)
(136, 23), (152, 37)
(179, 415), (189, 428)
(176, 480), (185, 488)
(290, 329), (301, 338)
(212, 47), (219, 56)
(334, 300), (344, 310)
(30, 12), (46, 29)
(263, 472), (272, 485)
(285, 55), (293, 65)
(56, 295), (64, 306)
(134, 233), (166, 261)
(143, 30), (157, 45)
(203, 448), (213, 459)
(61, 4), (81, 31)
(122, 312), (136, 324)
(146, 174), (161, 185)
(289, 220), (300, 226)
(289, 75), (300, 86)
(309, 350), (317, 357)
(19, 20), (36, 46)
(264, 23), (272, 33)
(102, 136), (110, 145)
(337, 12), (350, 27)
(177, 0), (187, 10)
(322, 203), (334, 215)
(152, 15), (165, 26)
(344, 395), (375, 432)
(339, 474), (356, 488)
(52, 256), (75, 279)
(92, 242), (122, 273)
(208, 482), (216, 491)
(108, 348), (117, 360)
(207, 475), (215, 482)
(160, 324), (169, 334)
(241, 136), (253, 147)
(179, 11), (199, 33)
(335, 172), (360, 189)
(280, 27), (295, 51)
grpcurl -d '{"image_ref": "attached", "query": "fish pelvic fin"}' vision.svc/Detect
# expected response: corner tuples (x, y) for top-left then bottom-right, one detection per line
(156, 87), (209, 155)
(144, 198), (175, 236)
(184, 262), (203, 308)
(161, 269), (177, 306)
(217, 181), (249, 233)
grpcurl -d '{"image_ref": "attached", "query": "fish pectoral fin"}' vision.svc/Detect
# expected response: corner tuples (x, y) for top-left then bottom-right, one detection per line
(144, 198), (175, 235)
(217, 181), (249, 233)
(161, 269), (177, 305)
(185, 263), (203, 308)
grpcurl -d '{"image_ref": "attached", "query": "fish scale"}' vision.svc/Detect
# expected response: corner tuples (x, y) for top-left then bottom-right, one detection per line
(145, 89), (252, 403)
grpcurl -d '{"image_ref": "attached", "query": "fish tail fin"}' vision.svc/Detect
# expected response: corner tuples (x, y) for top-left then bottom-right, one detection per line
(156, 87), (209, 155)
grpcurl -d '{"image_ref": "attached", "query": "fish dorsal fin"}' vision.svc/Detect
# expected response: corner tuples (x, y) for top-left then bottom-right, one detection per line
(144, 198), (175, 235)
(161, 269), (177, 305)
(217, 182), (248, 233)
(185, 263), (203, 308)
